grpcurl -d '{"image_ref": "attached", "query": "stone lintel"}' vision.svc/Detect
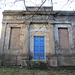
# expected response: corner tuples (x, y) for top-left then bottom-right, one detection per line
(3, 10), (75, 16)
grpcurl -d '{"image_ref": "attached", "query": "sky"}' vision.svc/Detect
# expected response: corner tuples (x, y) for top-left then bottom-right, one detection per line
(0, 0), (75, 38)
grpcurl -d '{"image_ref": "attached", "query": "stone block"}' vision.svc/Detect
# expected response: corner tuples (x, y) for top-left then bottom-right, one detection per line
(50, 56), (58, 67)
(21, 60), (27, 66)
(58, 56), (75, 66)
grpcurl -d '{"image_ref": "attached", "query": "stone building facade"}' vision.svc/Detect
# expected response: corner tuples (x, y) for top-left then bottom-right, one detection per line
(1, 7), (75, 66)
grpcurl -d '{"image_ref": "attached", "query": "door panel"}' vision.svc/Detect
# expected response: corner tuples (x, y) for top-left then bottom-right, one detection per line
(34, 36), (45, 59)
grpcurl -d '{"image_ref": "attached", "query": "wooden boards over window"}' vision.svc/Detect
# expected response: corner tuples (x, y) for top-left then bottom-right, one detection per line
(58, 28), (70, 50)
(10, 27), (20, 50)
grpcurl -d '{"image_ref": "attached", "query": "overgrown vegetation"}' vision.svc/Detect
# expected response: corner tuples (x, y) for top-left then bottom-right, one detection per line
(30, 61), (48, 69)
(0, 66), (75, 75)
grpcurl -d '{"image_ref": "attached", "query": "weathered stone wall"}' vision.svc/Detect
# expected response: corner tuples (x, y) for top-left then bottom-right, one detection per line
(1, 7), (75, 66)
(1, 23), (29, 66)
(30, 24), (55, 60)
(0, 38), (1, 54)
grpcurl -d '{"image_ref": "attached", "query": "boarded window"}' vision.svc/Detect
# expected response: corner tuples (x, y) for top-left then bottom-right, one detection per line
(58, 28), (70, 50)
(10, 27), (20, 49)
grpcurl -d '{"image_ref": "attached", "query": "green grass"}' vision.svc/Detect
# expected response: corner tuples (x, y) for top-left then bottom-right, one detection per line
(0, 66), (75, 75)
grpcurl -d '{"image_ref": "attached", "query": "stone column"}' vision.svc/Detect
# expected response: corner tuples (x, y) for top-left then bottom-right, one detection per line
(1, 23), (6, 54)
(71, 23), (75, 54)
(23, 23), (30, 55)
(49, 24), (55, 55)
(49, 24), (57, 66)
(1, 23), (9, 54)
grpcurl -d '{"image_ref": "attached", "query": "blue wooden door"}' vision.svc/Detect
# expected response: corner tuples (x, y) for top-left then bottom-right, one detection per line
(34, 36), (45, 60)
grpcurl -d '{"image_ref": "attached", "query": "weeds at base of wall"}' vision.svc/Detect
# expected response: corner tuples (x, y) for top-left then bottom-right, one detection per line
(0, 54), (19, 66)
(0, 54), (29, 67)
(30, 61), (48, 70)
